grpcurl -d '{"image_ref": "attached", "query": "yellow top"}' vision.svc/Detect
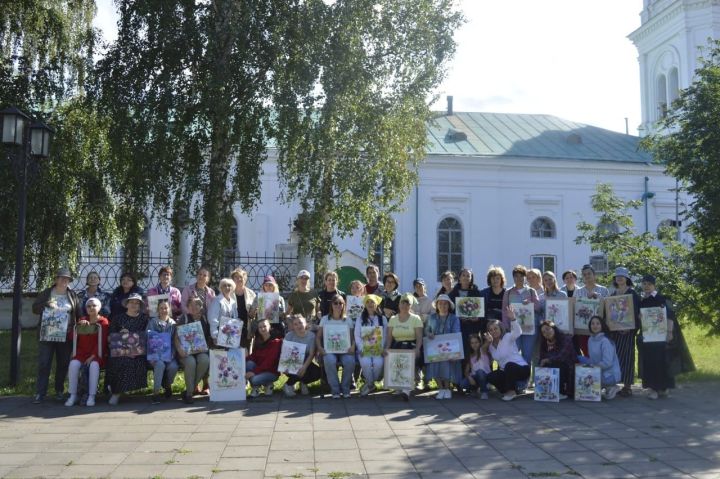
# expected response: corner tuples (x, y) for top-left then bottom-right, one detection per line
(388, 314), (423, 342)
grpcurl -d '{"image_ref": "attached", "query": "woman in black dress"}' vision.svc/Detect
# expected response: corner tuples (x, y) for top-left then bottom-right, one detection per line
(107, 293), (149, 405)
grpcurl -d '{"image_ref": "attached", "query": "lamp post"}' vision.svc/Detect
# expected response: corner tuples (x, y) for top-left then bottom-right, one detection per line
(1, 106), (53, 386)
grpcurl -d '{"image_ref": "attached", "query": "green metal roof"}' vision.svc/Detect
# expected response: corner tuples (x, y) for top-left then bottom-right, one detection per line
(426, 112), (651, 163)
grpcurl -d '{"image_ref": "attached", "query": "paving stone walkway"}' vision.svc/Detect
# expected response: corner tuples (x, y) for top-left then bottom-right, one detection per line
(0, 383), (718, 479)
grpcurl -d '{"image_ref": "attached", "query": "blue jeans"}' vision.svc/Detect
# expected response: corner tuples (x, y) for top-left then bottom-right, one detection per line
(323, 353), (355, 395)
(516, 333), (537, 389)
(246, 360), (279, 388)
(151, 359), (179, 393)
(460, 370), (489, 393)
(36, 341), (71, 397)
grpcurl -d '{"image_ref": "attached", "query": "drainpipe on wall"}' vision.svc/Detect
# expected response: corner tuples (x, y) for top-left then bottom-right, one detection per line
(643, 176), (655, 233)
(415, 184), (419, 279)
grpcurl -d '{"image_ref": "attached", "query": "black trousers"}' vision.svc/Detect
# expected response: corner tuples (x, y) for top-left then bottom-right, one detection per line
(487, 362), (530, 394)
(286, 362), (322, 386)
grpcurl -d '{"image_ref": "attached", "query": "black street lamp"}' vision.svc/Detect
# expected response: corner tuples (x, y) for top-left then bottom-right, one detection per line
(1, 106), (53, 386)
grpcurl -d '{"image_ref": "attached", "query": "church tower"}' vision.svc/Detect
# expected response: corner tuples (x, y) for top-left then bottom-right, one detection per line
(629, 0), (720, 135)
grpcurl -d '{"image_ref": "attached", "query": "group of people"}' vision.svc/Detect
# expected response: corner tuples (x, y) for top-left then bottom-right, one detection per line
(31, 261), (693, 406)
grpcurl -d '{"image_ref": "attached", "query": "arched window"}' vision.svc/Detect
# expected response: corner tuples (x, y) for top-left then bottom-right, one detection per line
(668, 68), (679, 104)
(369, 230), (394, 276)
(531, 217), (555, 238)
(657, 74), (668, 119)
(437, 217), (463, 280)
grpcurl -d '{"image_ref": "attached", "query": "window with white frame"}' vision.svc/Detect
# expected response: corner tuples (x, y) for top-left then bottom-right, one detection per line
(589, 254), (609, 274)
(531, 255), (556, 274)
(437, 217), (463, 280)
(531, 216), (556, 238)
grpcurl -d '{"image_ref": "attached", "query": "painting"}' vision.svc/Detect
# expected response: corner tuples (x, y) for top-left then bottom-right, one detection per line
(146, 330), (172, 362)
(574, 365), (602, 402)
(605, 294), (635, 331)
(383, 349), (415, 390)
(258, 292), (281, 324)
(640, 306), (668, 343)
(278, 340), (307, 375)
(346, 296), (365, 323)
(109, 331), (146, 357)
(573, 298), (602, 335)
(545, 298), (572, 334)
(533, 367), (560, 402)
(455, 297), (485, 318)
(216, 317), (243, 349)
(423, 332), (464, 363)
(39, 308), (70, 342)
(146, 294), (169, 316)
(176, 322), (208, 355)
(323, 323), (351, 354)
(360, 326), (384, 357)
(511, 303), (535, 335)
(209, 348), (246, 402)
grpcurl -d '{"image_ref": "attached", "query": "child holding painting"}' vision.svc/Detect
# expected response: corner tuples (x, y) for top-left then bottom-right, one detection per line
(460, 333), (491, 399)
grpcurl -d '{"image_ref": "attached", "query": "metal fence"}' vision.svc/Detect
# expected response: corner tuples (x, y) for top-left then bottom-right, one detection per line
(222, 252), (298, 294)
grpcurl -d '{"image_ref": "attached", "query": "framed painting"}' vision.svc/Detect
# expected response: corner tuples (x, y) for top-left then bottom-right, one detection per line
(574, 365), (602, 402)
(456, 297), (485, 319)
(545, 298), (572, 334)
(533, 367), (560, 402)
(39, 308), (70, 342)
(640, 306), (668, 343)
(258, 292), (281, 324)
(109, 331), (146, 357)
(209, 348), (246, 402)
(423, 332), (464, 363)
(146, 294), (169, 316)
(146, 330), (172, 362)
(605, 294), (635, 331)
(216, 317), (243, 349)
(360, 326), (384, 357)
(278, 340), (307, 375)
(383, 349), (415, 390)
(573, 297), (602, 335)
(346, 296), (365, 323)
(323, 323), (351, 354)
(511, 303), (535, 335)
(176, 322), (208, 355)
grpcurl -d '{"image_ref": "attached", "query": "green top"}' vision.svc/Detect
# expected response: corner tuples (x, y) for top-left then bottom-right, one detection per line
(287, 290), (318, 320)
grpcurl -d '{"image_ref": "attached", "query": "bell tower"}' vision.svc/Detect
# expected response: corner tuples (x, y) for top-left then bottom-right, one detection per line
(629, 0), (720, 135)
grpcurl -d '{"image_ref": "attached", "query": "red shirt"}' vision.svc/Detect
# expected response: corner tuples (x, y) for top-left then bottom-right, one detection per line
(247, 337), (283, 375)
(72, 316), (110, 367)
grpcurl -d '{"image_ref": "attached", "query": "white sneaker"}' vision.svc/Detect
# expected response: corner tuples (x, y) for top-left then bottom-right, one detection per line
(559, 394), (568, 401)
(250, 387), (260, 398)
(86, 395), (95, 407)
(264, 386), (273, 396)
(647, 389), (659, 400)
(108, 394), (120, 406)
(502, 391), (516, 402)
(604, 385), (619, 400)
(435, 389), (445, 400)
(480, 392), (489, 400)
(283, 384), (296, 398)
(300, 383), (309, 396)
(64, 395), (77, 407)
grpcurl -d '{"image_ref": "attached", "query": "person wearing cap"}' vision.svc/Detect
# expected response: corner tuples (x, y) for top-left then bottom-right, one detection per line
(106, 292), (149, 405)
(250, 275), (287, 338)
(573, 264), (610, 356)
(425, 294), (462, 399)
(364, 265), (385, 295)
(287, 270), (318, 327)
(354, 294), (387, 396)
(638, 274), (694, 399)
(109, 271), (145, 319)
(411, 278), (433, 324)
(31, 268), (83, 403)
(384, 293), (423, 401)
(76, 270), (111, 318)
(180, 266), (216, 315)
(231, 268), (256, 349)
(146, 266), (183, 318)
(608, 266), (641, 397)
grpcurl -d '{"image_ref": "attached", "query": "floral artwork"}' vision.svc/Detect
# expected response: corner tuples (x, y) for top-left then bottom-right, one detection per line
(533, 367), (560, 402)
(278, 340), (306, 375)
(39, 308), (70, 342)
(176, 322), (208, 355)
(209, 349), (246, 401)
(383, 349), (415, 390)
(360, 326), (384, 357)
(216, 317), (243, 349)
(511, 303), (535, 335)
(455, 297), (485, 318)
(640, 306), (668, 343)
(574, 365), (601, 402)
(146, 330), (172, 362)
(573, 298), (601, 335)
(258, 292), (280, 324)
(346, 296), (365, 323)
(423, 332), (464, 363)
(146, 294), (169, 316)
(109, 331), (146, 357)
(545, 298), (572, 334)
(605, 294), (635, 331)
(323, 323), (351, 354)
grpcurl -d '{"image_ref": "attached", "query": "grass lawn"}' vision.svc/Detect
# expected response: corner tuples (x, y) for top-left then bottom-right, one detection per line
(1, 324), (717, 397)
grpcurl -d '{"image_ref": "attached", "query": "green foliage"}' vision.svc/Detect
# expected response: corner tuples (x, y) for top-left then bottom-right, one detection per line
(641, 40), (720, 334)
(575, 184), (717, 333)
(274, 0), (463, 271)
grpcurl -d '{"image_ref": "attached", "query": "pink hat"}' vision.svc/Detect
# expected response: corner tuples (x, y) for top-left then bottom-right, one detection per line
(263, 275), (277, 285)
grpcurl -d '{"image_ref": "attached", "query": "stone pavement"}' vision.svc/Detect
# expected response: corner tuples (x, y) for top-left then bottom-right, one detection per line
(0, 383), (718, 479)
